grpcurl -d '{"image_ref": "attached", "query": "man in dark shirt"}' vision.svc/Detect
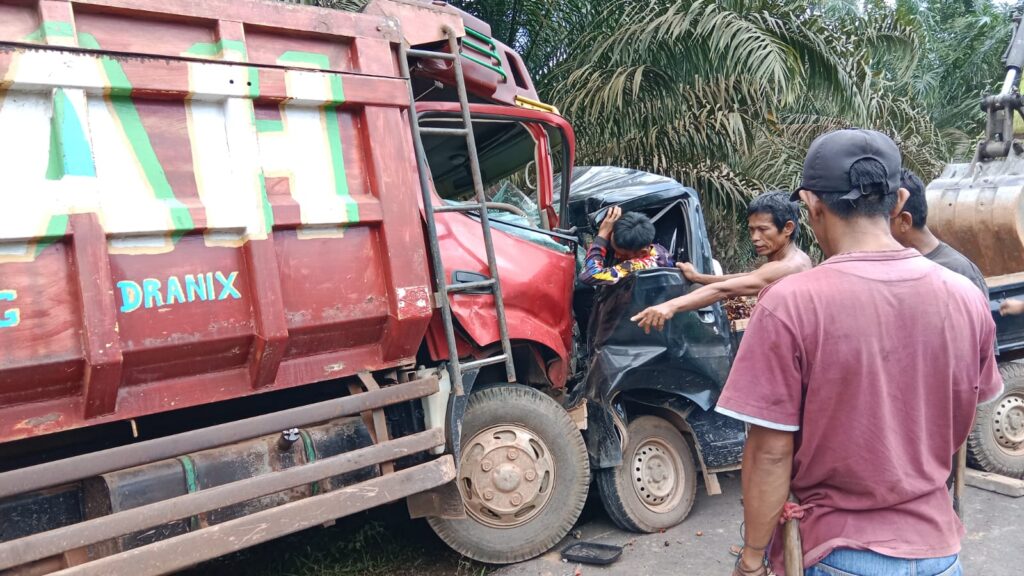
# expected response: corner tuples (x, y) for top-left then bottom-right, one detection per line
(890, 169), (988, 297)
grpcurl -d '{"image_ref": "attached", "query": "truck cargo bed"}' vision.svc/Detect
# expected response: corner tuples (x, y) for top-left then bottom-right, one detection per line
(0, 0), (432, 442)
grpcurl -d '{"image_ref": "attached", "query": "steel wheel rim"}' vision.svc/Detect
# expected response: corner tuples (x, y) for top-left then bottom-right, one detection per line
(457, 424), (555, 528)
(992, 392), (1024, 455)
(630, 437), (685, 513)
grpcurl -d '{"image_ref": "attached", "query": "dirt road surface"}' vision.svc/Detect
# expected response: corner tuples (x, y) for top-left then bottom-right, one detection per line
(493, 473), (1023, 576)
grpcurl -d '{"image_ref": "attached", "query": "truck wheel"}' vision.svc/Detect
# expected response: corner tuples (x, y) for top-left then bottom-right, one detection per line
(968, 362), (1024, 479)
(427, 385), (590, 564)
(596, 416), (697, 533)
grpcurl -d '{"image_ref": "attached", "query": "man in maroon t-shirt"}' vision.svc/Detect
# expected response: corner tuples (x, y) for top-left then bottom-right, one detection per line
(720, 129), (1002, 576)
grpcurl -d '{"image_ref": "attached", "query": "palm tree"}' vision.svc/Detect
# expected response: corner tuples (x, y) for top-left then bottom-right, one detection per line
(529, 1), (924, 265)
(287, 0), (1018, 269)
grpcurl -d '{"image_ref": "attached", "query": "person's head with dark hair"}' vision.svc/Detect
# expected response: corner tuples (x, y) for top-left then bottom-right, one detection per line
(889, 169), (932, 249)
(611, 211), (656, 258)
(897, 169), (928, 228)
(746, 191), (800, 257)
(792, 128), (909, 257)
(886, 169), (983, 288)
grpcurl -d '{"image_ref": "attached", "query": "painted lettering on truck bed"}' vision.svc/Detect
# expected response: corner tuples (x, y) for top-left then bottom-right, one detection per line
(0, 290), (18, 328)
(117, 272), (241, 313)
(0, 3), (433, 440)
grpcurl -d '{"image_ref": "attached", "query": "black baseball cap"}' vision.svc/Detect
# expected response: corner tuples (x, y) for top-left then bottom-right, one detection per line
(790, 128), (901, 202)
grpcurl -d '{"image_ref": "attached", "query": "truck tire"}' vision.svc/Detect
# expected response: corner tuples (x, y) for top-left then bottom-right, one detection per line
(596, 415), (697, 533)
(427, 385), (590, 564)
(968, 362), (1024, 479)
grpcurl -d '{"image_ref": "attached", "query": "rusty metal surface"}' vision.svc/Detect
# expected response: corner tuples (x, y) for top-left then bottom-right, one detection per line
(50, 456), (456, 576)
(354, 372), (394, 475)
(362, 0), (465, 46)
(0, 429), (444, 571)
(926, 158), (1024, 277)
(0, 0), (434, 444)
(0, 376), (438, 500)
(0, 0), (573, 445)
(406, 480), (465, 520)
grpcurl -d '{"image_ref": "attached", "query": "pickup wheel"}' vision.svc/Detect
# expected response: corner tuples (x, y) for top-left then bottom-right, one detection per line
(968, 361), (1024, 479)
(427, 385), (590, 564)
(596, 415), (697, 533)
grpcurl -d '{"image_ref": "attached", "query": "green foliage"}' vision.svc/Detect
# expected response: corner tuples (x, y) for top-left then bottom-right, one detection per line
(295, 0), (1021, 270)
(459, 0), (1020, 270)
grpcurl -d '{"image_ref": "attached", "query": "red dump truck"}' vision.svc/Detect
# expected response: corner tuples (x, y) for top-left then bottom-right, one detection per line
(0, 0), (585, 570)
(0, 0), (749, 572)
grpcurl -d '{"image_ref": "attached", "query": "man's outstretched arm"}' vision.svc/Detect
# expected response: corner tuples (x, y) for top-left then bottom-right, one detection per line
(735, 425), (794, 575)
(632, 263), (787, 332)
(678, 262), (747, 285)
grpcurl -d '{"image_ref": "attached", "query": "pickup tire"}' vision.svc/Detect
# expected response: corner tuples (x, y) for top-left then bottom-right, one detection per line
(427, 385), (590, 564)
(596, 415), (697, 533)
(967, 361), (1024, 479)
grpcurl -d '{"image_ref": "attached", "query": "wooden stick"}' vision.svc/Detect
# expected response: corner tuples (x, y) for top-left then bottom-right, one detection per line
(953, 442), (967, 522)
(781, 494), (804, 576)
(782, 515), (803, 576)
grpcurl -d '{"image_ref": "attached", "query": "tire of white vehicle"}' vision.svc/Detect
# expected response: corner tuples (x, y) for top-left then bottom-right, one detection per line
(427, 384), (590, 564)
(968, 361), (1024, 479)
(596, 415), (697, 533)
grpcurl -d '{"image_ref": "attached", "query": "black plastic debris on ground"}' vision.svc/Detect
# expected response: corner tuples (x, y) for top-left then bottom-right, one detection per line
(561, 542), (623, 565)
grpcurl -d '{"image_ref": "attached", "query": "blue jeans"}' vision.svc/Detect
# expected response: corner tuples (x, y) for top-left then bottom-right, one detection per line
(806, 548), (962, 576)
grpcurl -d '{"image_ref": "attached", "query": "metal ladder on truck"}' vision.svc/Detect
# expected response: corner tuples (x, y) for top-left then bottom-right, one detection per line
(399, 27), (516, 396)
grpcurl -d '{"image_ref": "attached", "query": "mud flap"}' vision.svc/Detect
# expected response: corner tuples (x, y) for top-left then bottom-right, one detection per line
(406, 479), (466, 519)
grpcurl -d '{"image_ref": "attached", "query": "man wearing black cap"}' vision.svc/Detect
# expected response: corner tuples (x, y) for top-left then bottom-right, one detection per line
(717, 129), (1001, 576)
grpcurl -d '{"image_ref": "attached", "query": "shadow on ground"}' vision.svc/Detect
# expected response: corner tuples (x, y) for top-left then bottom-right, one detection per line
(179, 502), (490, 576)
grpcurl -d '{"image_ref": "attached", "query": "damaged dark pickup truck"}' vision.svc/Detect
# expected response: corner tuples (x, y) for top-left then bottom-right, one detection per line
(559, 166), (748, 533)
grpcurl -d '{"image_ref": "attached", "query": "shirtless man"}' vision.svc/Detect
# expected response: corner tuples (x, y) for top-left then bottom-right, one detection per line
(632, 191), (812, 333)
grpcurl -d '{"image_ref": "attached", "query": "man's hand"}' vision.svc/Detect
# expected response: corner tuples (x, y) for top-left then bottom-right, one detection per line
(677, 262), (698, 282)
(597, 206), (622, 240)
(631, 303), (675, 333)
(1001, 299), (1024, 316)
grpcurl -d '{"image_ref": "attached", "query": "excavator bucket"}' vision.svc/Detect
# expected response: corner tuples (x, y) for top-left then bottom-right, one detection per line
(925, 154), (1024, 279)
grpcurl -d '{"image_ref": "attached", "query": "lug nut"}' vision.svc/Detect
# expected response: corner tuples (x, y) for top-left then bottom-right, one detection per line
(525, 469), (536, 481)
(483, 490), (494, 501)
(481, 459), (493, 472)
(510, 494), (522, 506)
(507, 448), (518, 460)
